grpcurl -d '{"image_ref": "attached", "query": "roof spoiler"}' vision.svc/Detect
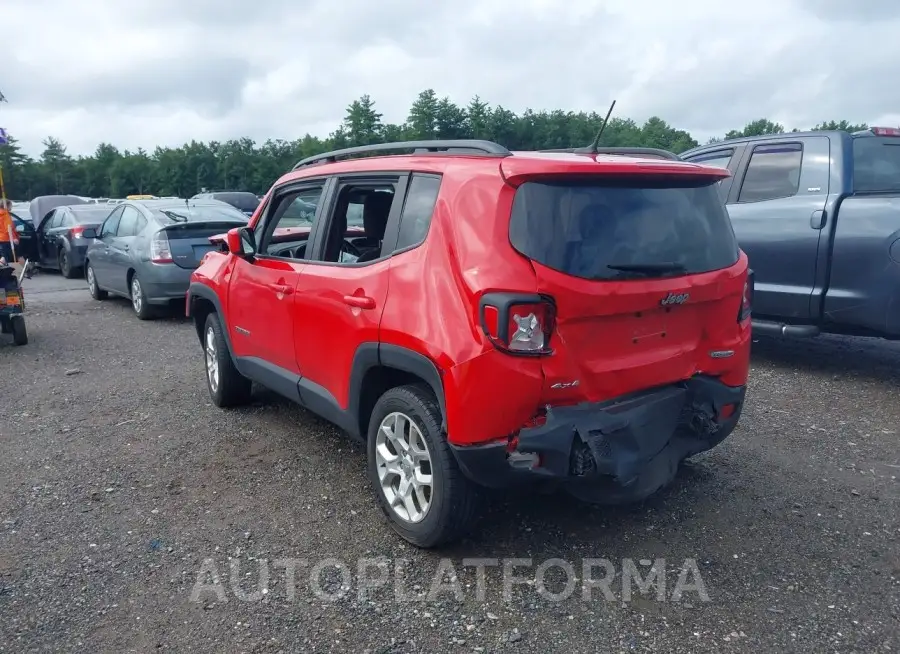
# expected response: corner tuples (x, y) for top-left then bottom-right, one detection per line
(539, 146), (680, 161)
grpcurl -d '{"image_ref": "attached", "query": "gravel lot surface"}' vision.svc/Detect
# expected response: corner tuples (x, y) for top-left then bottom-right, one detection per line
(1, 273), (898, 653)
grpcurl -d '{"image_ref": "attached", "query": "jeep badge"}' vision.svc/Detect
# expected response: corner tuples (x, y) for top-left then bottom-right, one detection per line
(661, 292), (689, 306)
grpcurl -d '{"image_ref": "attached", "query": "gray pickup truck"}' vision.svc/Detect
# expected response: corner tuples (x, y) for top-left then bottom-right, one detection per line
(680, 127), (900, 339)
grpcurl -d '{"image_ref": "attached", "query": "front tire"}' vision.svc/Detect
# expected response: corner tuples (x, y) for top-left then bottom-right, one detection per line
(86, 264), (107, 300)
(367, 384), (480, 548)
(203, 312), (252, 407)
(129, 274), (156, 320)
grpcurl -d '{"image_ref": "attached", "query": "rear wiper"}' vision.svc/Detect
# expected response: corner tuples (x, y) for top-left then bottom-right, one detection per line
(160, 210), (187, 223)
(606, 262), (686, 274)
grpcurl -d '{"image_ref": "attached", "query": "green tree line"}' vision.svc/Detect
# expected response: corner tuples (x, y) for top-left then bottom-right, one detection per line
(0, 89), (872, 200)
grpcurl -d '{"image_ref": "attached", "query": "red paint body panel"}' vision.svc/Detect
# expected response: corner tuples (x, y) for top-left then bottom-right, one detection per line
(190, 149), (751, 449)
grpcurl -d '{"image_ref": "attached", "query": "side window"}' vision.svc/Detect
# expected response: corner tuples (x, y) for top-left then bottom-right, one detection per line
(395, 174), (441, 251)
(319, 180), (399, 265)
(100, 207), (123, 237)
(46, 211), (62, 229)
(737, 143), (803, 203)
(686, 149), (734, 170)
(60, 212), (76, 228)
(134, 215), (148, 235)
(116, 207), (139, 236)
(258, 185), (325, 258)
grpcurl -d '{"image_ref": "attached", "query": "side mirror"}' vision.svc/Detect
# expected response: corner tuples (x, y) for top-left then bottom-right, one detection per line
(81, 227), (98, 239)
(226, 227), (256, 257)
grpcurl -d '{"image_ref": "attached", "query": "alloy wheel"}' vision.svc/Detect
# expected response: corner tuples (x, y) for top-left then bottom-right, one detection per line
(374, 411), (434, 523)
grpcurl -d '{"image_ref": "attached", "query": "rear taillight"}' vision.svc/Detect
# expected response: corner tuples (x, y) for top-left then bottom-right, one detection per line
(738, 270), (754, 323)
(150, 231), (173, 264)
(479, 293), (555, 355)
(871, 127), (900, 137)
(70, 226), (85, 239)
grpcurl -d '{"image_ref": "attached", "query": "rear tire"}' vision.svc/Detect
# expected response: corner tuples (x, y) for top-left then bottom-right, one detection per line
(367, 384), (480, 548)
(129, 274), (156, 320)
(86, 264), (107, 300)
(59, 249), (77, 279)
(203, 312), (252, 407)
(11, 315), (27, 346)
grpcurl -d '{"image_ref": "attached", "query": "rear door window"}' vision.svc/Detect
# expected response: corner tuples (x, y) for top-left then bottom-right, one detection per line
(737, 143), (803, 203)
(852, 136), (900, 192)
(116, 207), (139, 236)
(686, 149), (734, 170)
(508, 175), (739, 281)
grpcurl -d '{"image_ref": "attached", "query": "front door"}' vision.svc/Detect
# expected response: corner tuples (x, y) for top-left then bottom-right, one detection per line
(724, 136), (829, 320)
(91, 206), (123, 288)
(227, 181), (329, 399)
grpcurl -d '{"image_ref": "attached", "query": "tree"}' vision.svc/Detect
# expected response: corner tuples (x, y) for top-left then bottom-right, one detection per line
(0, 88), (879, 198)
(343, 95), (383, 146)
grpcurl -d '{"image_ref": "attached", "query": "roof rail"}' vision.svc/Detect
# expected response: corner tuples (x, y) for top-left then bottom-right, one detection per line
(540, 146), (680, 161)
(291, 139), (511, 170)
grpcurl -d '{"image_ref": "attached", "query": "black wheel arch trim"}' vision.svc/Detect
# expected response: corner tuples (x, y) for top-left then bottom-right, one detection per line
(186, 282), (235, 357)
(349, 342), (447, 432)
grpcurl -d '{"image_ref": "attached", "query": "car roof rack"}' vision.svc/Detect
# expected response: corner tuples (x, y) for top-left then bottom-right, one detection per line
(291, 139), (511, 170)
(539, 146), (681, 161)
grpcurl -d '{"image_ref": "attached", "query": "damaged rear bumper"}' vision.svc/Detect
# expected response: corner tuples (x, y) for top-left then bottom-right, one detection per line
(450, 375), (745, 502)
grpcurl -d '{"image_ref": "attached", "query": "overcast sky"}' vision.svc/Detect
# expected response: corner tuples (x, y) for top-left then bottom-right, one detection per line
(2, 0), (899, 157)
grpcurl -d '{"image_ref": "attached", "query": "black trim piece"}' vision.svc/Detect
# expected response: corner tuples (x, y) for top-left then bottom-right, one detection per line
(291, 139), (511, 169)
(738, 269), (755, 322)
(297, 377), (359, 438)
(379, 344), (446, 424)
(186, 282), (235, 349)
(238, 357), (301, 403)
(478, 292), (555, 356)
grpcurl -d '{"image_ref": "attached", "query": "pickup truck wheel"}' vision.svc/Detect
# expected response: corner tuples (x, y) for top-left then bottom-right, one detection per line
(203, 312), (252, 407)
(86, 264), (107, 300)
(367, 384), (480, 548)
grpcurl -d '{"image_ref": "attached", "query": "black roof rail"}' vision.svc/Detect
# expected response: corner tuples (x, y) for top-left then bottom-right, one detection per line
(539, 146), (680, 161)
(292, 139), (511, 170)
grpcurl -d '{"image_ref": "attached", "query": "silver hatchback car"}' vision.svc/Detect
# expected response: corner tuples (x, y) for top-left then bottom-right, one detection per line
(83, 199), (249, 319)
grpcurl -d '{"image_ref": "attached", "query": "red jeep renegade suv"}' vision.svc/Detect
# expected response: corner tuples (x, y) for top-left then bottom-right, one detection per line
(186, 139), (753, 548)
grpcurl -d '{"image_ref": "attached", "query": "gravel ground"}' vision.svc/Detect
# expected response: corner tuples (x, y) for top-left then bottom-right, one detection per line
(0, 273), (898, 653)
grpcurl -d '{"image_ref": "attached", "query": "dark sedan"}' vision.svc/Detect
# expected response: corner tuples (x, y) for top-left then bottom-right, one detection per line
(31, 204), (115, 278)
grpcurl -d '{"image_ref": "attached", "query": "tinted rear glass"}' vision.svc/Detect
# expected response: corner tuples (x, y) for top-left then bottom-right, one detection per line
(69, 207), (114, 222)
(212, 192), (260, 213)
(154, 204), (249, 224)
(852, 136), (900, 192)
(508, 176), (739, 281)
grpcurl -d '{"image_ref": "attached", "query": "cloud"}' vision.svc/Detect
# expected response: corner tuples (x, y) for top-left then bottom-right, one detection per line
(1, 0), (898, 157)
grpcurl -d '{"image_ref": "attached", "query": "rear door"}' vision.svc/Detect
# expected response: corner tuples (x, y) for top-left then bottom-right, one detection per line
(723, 137), (830, 320)
(505, 171), (747, 402)
(39, 210), (64, 264)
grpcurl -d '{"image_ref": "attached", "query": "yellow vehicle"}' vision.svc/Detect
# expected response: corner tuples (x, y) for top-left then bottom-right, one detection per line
(126, 194), (157, 200)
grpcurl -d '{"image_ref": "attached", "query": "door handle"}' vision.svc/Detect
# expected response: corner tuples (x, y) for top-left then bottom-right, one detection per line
(343, 294), (376, 310)
(810, 209), (826, 230)
(270, 284), (293, 296)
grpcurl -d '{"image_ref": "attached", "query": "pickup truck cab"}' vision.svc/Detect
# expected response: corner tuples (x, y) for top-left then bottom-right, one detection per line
(681, 127), (900, 339)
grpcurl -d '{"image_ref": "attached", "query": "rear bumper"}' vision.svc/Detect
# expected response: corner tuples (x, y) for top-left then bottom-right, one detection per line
(450, 375), (745, 502)
(68, 243), (89, 267)
(138, 264), (194, 304)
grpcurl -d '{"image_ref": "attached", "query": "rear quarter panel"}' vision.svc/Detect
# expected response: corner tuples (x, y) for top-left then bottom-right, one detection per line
(379, 163), (544, 446)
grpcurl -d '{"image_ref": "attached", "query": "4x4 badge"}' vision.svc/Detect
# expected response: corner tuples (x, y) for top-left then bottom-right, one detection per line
(660, 292), (689, 306)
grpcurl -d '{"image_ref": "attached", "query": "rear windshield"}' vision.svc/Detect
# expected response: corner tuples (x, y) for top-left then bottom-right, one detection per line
(154, 204), (249, 224)
(852, 136), (900, 192)
(69, 207), (115, 222)
(212, 192), (260, 213)
(508, 176), (739, 281)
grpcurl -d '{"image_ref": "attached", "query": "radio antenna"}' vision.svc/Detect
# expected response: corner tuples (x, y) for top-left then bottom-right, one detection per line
(584, 100), (616, 154)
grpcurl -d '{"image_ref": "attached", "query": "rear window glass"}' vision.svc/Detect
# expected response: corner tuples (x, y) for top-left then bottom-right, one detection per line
(852, 136), (900, 192)
(508, 176), (739, 281)
(212, 192), (260, 213)
(155, 204), (249, 224)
